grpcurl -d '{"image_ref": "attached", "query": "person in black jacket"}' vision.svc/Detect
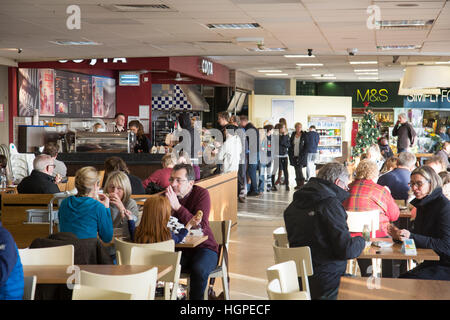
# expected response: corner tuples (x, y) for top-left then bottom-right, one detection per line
(304, 125), (320, 181)
(392, 113), (416, 153)
(129, 120), (151, 153)
(284, 162), (365, 300)
(288, 122), (307, 189)
(388, 166), (450, 280)
(272, 123), (290, 191)
(17, 154), (61, 194)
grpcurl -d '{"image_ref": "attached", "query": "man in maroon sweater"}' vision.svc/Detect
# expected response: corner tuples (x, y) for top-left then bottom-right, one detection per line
(165, 163), (219, 300)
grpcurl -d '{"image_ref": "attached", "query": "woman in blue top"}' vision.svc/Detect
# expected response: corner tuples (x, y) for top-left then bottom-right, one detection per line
(58, 166), (113, 243)
(130, 195), (200, 244)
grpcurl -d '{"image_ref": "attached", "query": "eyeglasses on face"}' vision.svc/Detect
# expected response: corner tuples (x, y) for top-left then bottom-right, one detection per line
(409, 180), (428, 188)
(169, 177), (188, 184)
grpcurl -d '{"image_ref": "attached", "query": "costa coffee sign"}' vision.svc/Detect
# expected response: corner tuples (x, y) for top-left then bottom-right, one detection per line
(199, 59), (213, 76)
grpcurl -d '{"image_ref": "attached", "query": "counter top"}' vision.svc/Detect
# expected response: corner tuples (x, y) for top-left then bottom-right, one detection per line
(58, 152), (165, 165)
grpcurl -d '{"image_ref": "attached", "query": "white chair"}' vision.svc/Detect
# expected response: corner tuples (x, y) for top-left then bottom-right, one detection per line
(273, 227), (289, 248)
(272, 244), (313, 298)
(72, 285), (134, 300)
(180, 220), (232, 300)
(79, 267), (158, 300)
(23, 275), (37, 300)
(346, 210), (380, 276)
(130, 247), (182, 300)
(115, 238), (175, 265)
(19, 245), (74, 265)
(266, 260), (310, 300)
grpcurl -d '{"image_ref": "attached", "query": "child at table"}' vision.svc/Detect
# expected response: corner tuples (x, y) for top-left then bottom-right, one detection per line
(129, 195), (201, 244)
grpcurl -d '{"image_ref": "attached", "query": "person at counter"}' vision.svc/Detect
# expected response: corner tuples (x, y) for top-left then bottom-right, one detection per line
(177, 113), (197, 160)
(103, 156), (146, 195)
(129, 120), (151, 153)
(113, 113), (126, 133)
(43, 142), (67, 180)
(17, 154), (61, 194)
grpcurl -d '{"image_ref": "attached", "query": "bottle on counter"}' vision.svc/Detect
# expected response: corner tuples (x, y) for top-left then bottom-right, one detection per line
(362, 224), (371, 242)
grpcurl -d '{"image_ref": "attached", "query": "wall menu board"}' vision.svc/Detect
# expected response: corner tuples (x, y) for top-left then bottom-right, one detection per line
(18, 68), (40, 116)
(55, 70), (92, 118)
(18, 68), (116, 119)
(92, 76), (116, 118)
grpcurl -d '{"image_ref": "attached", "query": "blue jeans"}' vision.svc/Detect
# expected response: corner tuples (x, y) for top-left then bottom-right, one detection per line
(247, 163), (258, 193)
(258, 162), (272, 193)
(180, 248), (218, 300)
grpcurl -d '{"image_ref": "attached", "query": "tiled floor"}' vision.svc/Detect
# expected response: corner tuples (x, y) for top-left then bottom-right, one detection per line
(214, 184), (296, 300)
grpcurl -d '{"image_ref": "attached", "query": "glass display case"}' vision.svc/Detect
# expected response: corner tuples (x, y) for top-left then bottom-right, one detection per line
(75, 132), (131, 153)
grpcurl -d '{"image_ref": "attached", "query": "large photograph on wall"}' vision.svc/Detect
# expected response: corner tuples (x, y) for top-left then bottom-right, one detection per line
(55, 70), (92, 118)
(39, 69), (55, 116)
(18, 68), (40, 117)
(92, 76), (116, 118)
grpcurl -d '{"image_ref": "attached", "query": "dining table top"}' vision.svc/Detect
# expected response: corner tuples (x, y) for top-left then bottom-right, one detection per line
(338, 276), (450, 300)
(23, 264), (173, 284)
(175, 235), (208, 248)
(358, 238), (440, 261)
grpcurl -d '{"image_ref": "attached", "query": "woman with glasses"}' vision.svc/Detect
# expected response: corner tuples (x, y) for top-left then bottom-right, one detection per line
(58, 167), (113, 243)
(388, 166), (450, 280)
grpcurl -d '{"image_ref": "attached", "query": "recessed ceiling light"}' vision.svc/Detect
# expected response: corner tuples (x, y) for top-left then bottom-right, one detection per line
(50, 40), (102, 45)
(284, 54), (315, 58)
(349, 61), (378, 65)
(258, 70), (282, 72)
(266, 73), (288, 76)
(296, 63), (323, 67)
(354, 69), (378, 72)
(314, 76), (336, 80)
(206, 23), (260, 29)
(377, 45), (422, 51)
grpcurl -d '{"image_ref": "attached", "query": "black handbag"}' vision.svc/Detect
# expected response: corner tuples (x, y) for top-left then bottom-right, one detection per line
(145, 181), (165, 195)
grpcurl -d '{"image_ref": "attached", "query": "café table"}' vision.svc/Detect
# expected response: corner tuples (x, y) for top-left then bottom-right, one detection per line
(175, 235), (208, 248)
(358, 238), (439, 276)
(23, 264), (173, 284)
(338, 276), (450, 300)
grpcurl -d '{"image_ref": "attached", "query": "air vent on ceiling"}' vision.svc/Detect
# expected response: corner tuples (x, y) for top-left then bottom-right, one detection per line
(101, 4), (176, 12)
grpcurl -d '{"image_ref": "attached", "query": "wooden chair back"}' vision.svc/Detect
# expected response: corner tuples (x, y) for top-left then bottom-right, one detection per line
(130, 247), (182, 300)
(66, 177), (75, 191)
(80, 267), (158, 300)
(72, 285), (133, 300)
(19, 245), (74, 265)
(115, 238), (175, 265)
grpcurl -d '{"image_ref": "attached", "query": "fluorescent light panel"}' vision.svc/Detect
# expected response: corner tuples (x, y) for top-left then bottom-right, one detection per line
(266, 73), (288, 76)
(435, 61), (450, 65)
(375, 19), (434, 28)
(354, 69), (378, 72)
(356, 72), (379, 75)
(296, 63), (323, 66)
(258, 70), (282, 73)
(50, 40), (102, 45)
(206, 23), (260, 29)
(284, 54), (315, 58)
(377, 45), (421, 50)
(358, 77), (379, 80)
(349, 61), (378, 65)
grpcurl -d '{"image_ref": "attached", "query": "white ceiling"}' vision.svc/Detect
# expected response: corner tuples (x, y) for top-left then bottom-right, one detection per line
(1, 0), (450, 82)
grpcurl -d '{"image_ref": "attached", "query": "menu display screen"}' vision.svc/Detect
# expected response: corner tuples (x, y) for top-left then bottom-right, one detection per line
(55, 70), (93, 118)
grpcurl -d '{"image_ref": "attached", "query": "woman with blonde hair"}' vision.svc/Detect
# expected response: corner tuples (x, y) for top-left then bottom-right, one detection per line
(103, 171), (139, 240)
(132, 195), (200, 244)
(380, 156), (398, 175)
(58, 166), (113, 243)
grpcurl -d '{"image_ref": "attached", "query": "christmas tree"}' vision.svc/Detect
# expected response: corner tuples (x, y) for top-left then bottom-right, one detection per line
(352, 102), (381, 158)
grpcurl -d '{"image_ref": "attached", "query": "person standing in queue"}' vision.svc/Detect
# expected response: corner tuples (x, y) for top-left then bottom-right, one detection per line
(288, 122), (307, 190)
(392, 113), (416, 154)
(165, 164), (219, 300)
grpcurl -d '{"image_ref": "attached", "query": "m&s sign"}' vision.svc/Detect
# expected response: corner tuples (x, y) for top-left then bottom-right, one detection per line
(356, 89), (389, 103)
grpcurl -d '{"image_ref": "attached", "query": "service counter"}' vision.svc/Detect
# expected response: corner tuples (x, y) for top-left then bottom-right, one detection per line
(58, 153), (165, 180)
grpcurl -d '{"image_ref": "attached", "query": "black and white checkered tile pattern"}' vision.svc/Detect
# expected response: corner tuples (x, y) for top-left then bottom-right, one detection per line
(152, 85), (192, 111)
